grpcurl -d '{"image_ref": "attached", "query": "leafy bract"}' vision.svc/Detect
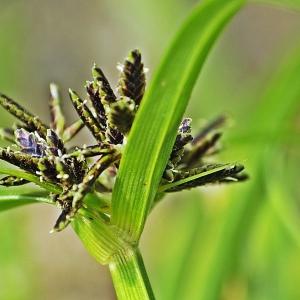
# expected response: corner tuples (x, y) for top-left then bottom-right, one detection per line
(0, 194), (52, 212)
(111, 0), (246, 242)
(0, 166), (61, 194)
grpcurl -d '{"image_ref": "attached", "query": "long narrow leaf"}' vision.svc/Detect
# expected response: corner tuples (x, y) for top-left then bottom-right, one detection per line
(0, 194), (52, 212)
(112, 0), (245, 242)
(0, 167), (61, 193)
(158, 164), (233, 193)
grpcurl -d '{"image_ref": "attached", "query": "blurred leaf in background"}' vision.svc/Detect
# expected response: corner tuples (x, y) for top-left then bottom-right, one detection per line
(0, 2), (37, 300)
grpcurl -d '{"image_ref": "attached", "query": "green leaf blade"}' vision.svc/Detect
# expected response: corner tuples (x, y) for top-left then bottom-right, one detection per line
(109, 248), (155, 300)
(112, 0), (245, 242)
(73, 208), (131, 265)
(0, 194), (52, 212)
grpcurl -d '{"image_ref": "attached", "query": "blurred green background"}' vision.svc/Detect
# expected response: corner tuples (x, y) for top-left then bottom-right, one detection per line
(0, 0), (299, 299)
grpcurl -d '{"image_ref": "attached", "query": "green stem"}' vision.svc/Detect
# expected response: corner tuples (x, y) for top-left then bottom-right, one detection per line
(109, 248), (155, 300)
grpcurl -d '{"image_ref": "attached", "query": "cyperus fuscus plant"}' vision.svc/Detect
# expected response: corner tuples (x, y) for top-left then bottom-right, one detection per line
(0, 0), (249, 299)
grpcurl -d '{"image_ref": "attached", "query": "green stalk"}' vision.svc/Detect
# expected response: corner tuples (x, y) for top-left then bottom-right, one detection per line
(109, 248), (155, 300)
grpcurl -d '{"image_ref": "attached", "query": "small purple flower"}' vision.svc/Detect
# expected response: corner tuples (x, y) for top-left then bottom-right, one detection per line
(15, 128), (46, 157)
(179, 118), (192, 133)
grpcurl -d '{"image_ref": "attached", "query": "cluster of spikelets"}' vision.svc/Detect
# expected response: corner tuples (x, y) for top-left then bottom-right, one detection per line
(0, 49), (247, 232)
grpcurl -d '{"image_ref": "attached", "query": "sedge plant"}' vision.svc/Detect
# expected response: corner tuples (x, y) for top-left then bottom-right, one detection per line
(3, 0), (290, 298)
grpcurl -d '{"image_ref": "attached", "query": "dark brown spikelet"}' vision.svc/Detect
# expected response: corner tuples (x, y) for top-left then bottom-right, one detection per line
(170, 118), (193, 164)
(0, 94), (48, 138)
(0, 176), (28, 187)
(53, 157), (74, 188)
(183, 132), (222, 168)
(0, 147), (40, 173)
(53, 151), (121, 232)
(181, 115), (227, 168)
(92, 65), (116, 105)
(91, 65), (124, 144)
(106, 126), (124, 145)
(86, 81), (107, 130)
(166, 164), (246, 192)
(68, 157), (87, 184)
(46, 129), (66, 156)
(69, 89), (105, 142)
(57, 155), (87, 186)
(163, 119), (193, 182)
(118, 49), (146, 105)
(192, 115), (227, 145)
(108, 98), (136, 135)
(37, 156), (59, 183)
(37, 150), (86, 188)
(71, 150), (121, 209)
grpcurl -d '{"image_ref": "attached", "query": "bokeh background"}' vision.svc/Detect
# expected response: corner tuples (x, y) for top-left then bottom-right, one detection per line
(0, 0), (300, 299)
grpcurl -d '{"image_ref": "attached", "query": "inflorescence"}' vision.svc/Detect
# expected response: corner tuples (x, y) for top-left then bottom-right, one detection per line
(0, 49), (247, 232)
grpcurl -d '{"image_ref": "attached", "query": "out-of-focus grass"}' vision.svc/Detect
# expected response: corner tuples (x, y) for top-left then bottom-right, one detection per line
(253, 0), (300, 10)
(142, 4), (300, 300)
(0, 4), (36, 300)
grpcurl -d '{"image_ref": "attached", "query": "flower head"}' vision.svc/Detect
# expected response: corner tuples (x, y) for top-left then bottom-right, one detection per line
(0, 50), (247, 232)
